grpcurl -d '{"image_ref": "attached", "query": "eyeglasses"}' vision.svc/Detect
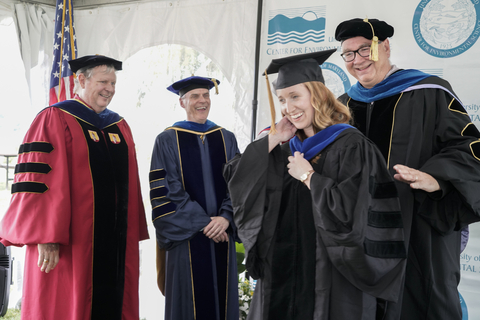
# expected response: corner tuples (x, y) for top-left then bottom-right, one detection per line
(340, 42), (382, 62)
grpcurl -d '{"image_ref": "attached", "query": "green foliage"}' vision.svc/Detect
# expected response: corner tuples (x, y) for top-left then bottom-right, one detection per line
(2, 309), (21, 319)
(236, 242), (253, 319)
(236, 242), (246, 276)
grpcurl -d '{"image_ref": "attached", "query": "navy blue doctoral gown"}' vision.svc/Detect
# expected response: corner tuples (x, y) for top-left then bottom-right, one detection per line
(150, 120), (239, 320)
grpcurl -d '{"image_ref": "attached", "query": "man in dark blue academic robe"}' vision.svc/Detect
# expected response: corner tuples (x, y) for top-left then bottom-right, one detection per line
(149, 76), (239, 320)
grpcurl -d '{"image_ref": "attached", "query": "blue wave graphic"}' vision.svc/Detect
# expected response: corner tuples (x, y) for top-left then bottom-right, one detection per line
(268, 34), (325, 43)
(268, 14), (326, 34)
(268, 38), (325, 45)
(268, 30), (325, 37)
(268, 33), (325, 45)
(268, 14), (325, 44)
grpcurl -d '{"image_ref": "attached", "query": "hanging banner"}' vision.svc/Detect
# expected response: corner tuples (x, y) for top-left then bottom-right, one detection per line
(257, 0), (480, 132)
(258, 1), (480, 319)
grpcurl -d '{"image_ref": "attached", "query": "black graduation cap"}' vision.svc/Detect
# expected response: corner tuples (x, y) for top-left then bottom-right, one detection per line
(167, 76), (220, 97)
(335, 18), (394, 42)
(264, 48), (337, 90)
(263, 49), (336, 133)
(68, 55), (122, 73)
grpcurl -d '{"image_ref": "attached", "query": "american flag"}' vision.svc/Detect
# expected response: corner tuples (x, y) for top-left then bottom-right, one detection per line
(49, 0), (77, 105)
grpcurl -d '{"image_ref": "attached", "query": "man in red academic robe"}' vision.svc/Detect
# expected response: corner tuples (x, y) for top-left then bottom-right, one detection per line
(0, 55), (149, 320)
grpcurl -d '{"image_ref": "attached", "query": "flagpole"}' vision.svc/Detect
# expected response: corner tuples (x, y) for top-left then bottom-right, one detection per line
(250, 0), (263, 142)
(68, 0), (75, 61)
(56, 0), (67, 102)
(49, 0), (77, 105)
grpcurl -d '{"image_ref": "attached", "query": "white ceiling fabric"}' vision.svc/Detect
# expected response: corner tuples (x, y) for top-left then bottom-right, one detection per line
(74, 0), (257, 147)
(6, 0), (257, 147)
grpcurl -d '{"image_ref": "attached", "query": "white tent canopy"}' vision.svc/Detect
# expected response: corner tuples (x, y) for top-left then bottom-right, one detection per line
(1, 0), (258, 148)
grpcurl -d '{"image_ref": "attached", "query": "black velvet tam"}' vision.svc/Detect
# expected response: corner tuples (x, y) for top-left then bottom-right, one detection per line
(335, 18), (394, 42)
(68, 55), (122, 73)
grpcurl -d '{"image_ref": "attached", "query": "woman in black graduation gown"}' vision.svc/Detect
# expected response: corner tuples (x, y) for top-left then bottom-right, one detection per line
(224, 50), (407, 320)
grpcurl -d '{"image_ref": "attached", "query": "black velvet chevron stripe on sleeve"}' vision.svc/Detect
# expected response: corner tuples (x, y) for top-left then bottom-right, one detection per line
(365, 175), (405, 259)
(11, 181), (48, 194)
(364, 238), (407, 259)
(369, 178), (398, 199)
(15, 163), (52, 175)
(18, 142), (54, 154)
(150, 186), (168, 201)
(368, 210), (403, 228)
(149, 169), (167, 183)
(152, 202), (177, 220)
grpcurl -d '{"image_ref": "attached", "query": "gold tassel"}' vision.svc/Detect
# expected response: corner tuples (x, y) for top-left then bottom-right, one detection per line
(211, 78), (219, 95)
(264, 70), (277, 135)
(363, 18), (379, 62)
(370, 36), (379, 61)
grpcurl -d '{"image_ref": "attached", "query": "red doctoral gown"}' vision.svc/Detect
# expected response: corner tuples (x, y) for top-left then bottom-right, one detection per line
(0, 99), (149, 320)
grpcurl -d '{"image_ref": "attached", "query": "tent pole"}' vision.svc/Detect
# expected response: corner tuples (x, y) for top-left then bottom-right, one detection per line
(251, 0), (263, 142)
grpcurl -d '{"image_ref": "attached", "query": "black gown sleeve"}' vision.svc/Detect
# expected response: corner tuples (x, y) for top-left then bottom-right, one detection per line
(415, 83), (480, 230)
(310, 131), (406, 302)
(223, 136), (284, 278)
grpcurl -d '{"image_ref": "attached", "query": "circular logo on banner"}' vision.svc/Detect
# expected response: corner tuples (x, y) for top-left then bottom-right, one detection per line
(320, 62), (351, 98)
(412, 0), (480, 58)
(460, 292), (468, 319)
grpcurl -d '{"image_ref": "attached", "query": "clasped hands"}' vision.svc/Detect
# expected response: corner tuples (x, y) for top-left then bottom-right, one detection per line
(204, 216), (230, 243)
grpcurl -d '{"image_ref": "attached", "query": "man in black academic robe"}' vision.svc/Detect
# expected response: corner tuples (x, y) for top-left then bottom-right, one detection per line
(335, 18), (480, 319)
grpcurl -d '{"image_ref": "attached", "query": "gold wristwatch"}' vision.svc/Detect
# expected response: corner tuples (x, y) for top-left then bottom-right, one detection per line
(299, 169), (315, 184)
